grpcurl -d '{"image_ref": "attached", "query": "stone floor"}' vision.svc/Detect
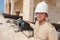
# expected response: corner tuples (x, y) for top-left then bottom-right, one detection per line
(0, 14), (33, 40)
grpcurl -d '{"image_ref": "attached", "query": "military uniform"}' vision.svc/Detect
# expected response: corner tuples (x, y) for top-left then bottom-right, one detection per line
(29, 1), (58, 40)
(30, 21), (58, 40)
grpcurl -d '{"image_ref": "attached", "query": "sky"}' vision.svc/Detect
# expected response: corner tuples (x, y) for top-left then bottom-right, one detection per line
(0, 0), (4, 13)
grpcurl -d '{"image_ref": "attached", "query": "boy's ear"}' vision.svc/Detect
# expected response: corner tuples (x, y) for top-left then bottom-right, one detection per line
(45, 13), (48, 17)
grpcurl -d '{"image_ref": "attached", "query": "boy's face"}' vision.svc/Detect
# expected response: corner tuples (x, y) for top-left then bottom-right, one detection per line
(36, 12), (46, 22)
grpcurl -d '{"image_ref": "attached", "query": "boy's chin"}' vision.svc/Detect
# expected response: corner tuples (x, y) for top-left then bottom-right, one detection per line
(37, 19), (42, 21)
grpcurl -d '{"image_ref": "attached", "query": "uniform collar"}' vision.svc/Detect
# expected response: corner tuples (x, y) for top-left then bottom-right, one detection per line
(35, 21), (46, 25)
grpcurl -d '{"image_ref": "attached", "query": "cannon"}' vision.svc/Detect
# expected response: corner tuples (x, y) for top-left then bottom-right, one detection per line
(13, 18), (34, 38)
(2, 14), (34, 37)
(2, 13), (33, 31)
(2, 14), (22, 20)
(51, 23), (60, 32)
(13, 18), (34, 31)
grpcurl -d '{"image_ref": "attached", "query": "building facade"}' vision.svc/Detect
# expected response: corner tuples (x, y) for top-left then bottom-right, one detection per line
(4, 0), (60, 23)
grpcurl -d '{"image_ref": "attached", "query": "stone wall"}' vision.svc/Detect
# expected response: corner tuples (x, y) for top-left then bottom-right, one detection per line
(14, 0), (23, 14)
(47, 0), (60, 23)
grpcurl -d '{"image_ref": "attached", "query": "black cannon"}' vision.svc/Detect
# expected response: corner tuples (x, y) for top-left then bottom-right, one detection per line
(51, 23), (60, 32)
(51, 23), (60, 40)
(2, 14), (22, 20)
(2, 13), (33, 31)
(13, 18), (34, 31)
(13, 18), (34, 38)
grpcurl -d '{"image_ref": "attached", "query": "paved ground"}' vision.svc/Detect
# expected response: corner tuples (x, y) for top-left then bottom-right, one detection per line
(0, 14), (33, 40)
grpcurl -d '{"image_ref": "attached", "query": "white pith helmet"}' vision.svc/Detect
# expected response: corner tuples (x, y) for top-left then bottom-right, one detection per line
(35, 1), (48, 14)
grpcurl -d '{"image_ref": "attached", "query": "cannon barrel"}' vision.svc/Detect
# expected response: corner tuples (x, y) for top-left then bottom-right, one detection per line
(2, 14), (22, 20)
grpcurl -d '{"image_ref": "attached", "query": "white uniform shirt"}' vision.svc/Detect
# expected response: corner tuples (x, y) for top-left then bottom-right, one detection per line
(30, 21), (58, 40)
